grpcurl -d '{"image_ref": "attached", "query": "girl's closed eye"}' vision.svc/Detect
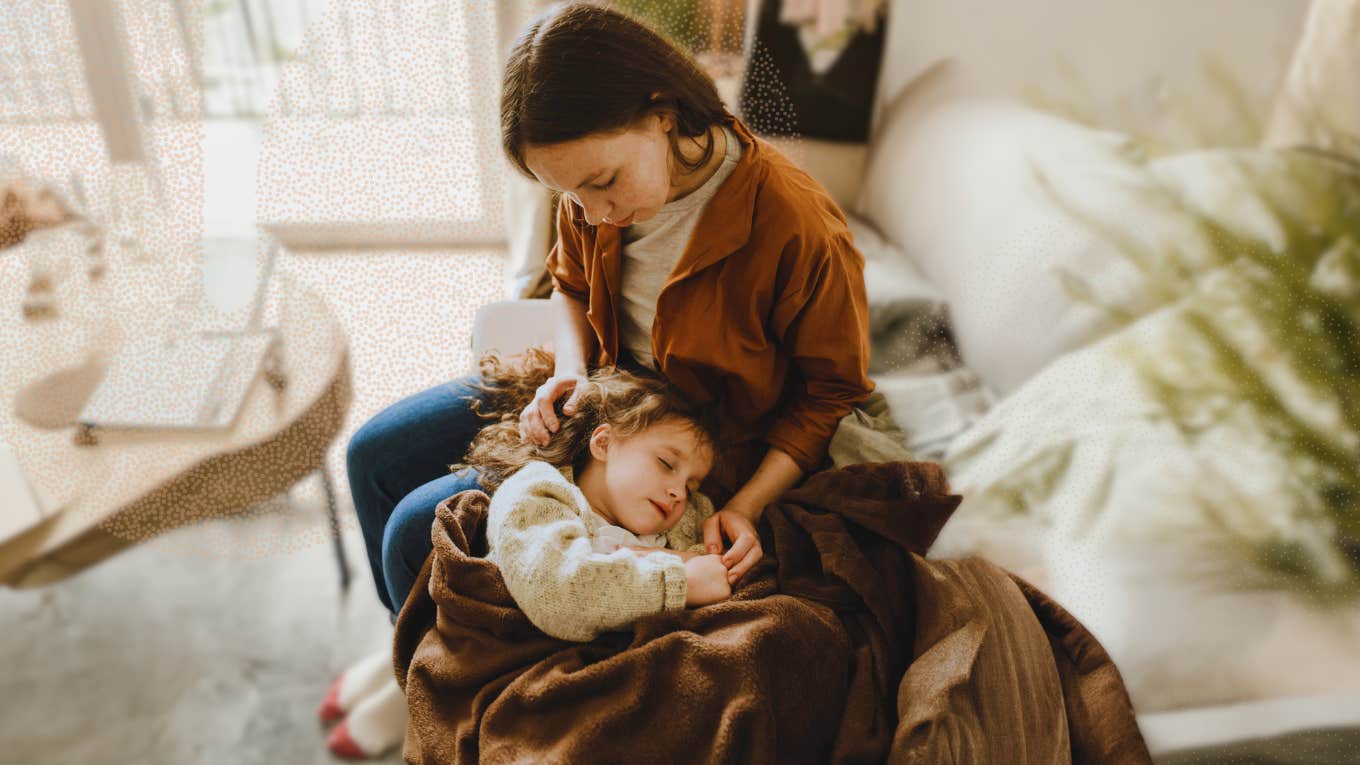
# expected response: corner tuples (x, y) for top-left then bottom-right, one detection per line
(591, 174), (616, 191)
(658, 457), (674, 471)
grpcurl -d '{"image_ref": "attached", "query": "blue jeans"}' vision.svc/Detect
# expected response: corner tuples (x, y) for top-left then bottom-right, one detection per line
(346, 375), (488, 614)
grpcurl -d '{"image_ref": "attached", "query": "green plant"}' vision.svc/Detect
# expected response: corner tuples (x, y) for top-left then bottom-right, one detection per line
(1044, 148), (1360, 600)
(609, 0), (705, 52)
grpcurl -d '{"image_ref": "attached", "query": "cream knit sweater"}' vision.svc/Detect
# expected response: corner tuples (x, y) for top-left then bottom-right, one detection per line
(485, 460), (715, 642)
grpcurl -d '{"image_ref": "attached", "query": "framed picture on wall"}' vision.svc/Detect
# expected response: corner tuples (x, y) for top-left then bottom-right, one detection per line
(738, 0), (888, 142)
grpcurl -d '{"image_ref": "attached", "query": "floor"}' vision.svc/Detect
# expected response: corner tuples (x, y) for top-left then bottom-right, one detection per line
(0, 244), (506, 764)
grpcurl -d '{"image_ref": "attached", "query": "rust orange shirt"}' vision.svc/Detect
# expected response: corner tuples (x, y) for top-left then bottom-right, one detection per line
(546, 115), (874, 500)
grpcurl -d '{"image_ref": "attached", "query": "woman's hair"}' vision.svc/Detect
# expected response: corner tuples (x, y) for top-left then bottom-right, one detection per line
(453, 347), (721, 493)
(500, 2), (730, 181)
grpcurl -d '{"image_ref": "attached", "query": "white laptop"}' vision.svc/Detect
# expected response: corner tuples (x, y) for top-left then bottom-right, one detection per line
(77, 331), (276, 431)
(76, 237), (282, 432)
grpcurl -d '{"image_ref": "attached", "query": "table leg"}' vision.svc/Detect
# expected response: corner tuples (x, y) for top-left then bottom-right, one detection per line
(318, 466), (351, 594)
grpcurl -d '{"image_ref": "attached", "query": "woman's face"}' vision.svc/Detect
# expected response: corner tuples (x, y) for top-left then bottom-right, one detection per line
(522, 112), (676, 227)
(583, 417), (713, 536)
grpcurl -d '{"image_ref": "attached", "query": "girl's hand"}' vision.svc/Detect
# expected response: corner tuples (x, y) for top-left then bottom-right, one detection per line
(518, 372), (588, 447)
(622, 546), (703, 562)
(702, 506), (763, 586)
(684, 554), (732, 606)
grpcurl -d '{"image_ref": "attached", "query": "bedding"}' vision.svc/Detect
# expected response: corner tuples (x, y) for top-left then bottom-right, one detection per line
(392, 461), (1151, 764)
(930, 148), (1360, 713)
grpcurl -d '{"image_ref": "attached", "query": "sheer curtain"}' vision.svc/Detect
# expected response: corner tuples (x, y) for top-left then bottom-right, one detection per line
(2, 1), (528, 249)
(255, 0), (509, 248)
(497, 0), (556, 299)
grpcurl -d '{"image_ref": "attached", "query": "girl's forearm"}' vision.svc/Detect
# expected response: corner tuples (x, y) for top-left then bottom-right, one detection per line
(726, 447), (803, 520)
(552, 290), (596, 376)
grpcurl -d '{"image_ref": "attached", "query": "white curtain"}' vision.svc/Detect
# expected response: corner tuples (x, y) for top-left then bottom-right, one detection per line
(497, 0), (556, 299)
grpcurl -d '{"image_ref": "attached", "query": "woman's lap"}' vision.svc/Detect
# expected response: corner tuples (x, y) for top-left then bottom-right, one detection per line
(346, 374), (489, 613)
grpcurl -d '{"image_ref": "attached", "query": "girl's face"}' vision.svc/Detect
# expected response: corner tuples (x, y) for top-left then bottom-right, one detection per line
(582, 417), (714, 536)
(521, 112), (677, 228)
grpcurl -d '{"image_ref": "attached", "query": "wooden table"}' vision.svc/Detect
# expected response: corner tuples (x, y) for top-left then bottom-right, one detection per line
(0, 235), (352, 588)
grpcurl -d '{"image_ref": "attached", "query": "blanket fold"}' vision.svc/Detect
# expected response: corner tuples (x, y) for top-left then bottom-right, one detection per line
(393, 460), (1151, 764)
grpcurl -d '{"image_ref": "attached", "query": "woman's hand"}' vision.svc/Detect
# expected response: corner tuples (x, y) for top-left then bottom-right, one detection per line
(684, 554), (731, 606)
(518, 372), (588, 447)
(702, 505), (763, 586)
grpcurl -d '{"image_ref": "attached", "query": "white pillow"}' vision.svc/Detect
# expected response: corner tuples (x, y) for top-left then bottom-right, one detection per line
(857, 96), (1220, 396)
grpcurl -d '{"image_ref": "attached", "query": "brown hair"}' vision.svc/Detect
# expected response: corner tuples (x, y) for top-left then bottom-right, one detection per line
(500, 2), (730, 182)
(453, 347), (721, 493)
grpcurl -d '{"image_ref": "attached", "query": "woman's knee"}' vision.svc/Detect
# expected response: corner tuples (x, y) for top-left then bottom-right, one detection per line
(345, 375), (484, 483)
(345, 408), (406, 483)
(380, 492), (446, 607)
(380, 471), (485, 601)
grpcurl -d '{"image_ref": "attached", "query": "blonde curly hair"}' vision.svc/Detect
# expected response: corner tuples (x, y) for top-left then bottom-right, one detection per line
(452, 347), (720, 493)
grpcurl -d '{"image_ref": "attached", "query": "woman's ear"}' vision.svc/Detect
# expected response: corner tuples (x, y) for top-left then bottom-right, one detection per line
(588, 423), (613, 461)
(644, 100), (671, 132)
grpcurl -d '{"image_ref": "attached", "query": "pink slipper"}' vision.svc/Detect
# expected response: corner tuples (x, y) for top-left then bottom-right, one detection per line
(327, 721), (368, 760)
(318, 673), (346, 724)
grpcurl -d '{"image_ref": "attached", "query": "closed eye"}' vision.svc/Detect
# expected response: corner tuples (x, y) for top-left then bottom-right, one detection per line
(591, 175), (616, 191)
(658, 457), (673, 471)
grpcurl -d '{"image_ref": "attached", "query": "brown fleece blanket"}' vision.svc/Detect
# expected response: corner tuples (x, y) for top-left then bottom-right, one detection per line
(393, 461), (1151, 764)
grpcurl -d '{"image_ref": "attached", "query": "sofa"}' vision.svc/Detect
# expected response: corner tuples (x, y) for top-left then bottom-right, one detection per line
(475, 1), (1360, 759)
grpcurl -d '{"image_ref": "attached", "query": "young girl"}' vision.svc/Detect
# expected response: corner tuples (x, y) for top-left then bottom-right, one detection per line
(456, 350), (733, 641)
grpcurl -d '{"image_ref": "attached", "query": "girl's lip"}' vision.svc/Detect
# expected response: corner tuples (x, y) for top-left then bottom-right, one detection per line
(615, 212), (634, 226)
(649, 499), (668, 517)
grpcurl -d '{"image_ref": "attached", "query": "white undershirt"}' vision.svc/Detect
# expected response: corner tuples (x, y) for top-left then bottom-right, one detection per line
(618, 125), (742, 370)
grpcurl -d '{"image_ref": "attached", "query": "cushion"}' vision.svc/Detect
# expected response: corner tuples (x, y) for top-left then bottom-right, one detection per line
(856, 95), (1223, 396)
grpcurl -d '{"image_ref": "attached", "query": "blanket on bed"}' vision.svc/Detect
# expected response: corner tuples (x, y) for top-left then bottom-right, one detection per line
(392, 461), (1152, 764)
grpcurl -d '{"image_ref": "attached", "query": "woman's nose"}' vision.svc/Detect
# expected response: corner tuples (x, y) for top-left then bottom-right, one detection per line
(582, 198), (612, 226)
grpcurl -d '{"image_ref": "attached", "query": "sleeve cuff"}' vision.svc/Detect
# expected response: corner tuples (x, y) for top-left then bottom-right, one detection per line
(659, 555), (687, 611)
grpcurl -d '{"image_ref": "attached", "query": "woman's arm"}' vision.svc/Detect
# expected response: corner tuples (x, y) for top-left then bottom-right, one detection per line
(706, 234), (874, 582)
(521, 290), (598, 445)
(702, 447), (801, 582)
(763, 234), (875, 473)
(724, 447), (803, 522)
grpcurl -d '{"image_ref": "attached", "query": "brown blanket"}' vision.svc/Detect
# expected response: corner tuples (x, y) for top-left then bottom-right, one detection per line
(393, 461), (1151, 764)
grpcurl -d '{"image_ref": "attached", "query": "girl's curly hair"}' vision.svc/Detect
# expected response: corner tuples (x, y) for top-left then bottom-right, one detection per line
(452, 347), (721, 493)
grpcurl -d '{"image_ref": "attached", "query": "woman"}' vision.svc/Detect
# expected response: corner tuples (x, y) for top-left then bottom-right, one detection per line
(321, 3), (873, 758)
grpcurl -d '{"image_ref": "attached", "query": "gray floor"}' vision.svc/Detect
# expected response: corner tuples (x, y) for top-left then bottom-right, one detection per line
(0, 476), (404, 765)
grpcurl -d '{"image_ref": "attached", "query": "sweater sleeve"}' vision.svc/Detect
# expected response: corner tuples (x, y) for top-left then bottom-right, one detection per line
(765, 233), (875, 473)
(486, 464), (688, 642)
